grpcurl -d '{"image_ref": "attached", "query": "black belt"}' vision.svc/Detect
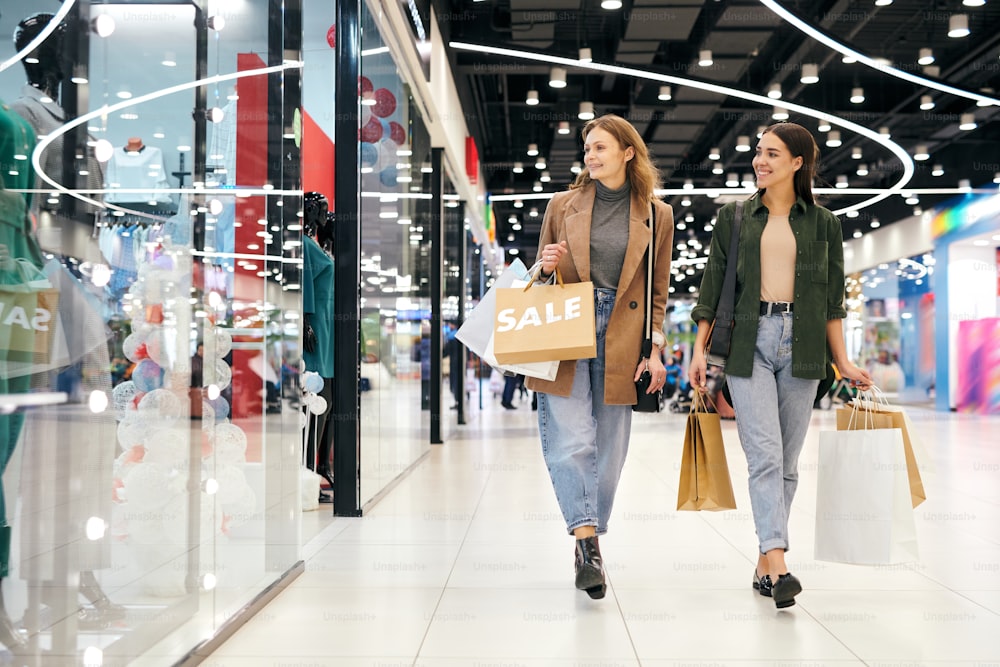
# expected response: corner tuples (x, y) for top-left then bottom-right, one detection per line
(760, 301), (793, 316)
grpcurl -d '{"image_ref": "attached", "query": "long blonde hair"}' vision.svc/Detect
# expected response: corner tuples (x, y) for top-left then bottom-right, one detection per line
(570, 114), (661, 208)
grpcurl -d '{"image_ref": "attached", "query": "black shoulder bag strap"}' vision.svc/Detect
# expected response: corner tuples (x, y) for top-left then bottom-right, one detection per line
(707, 201), (743, 361)
(641, 202), (656, 359)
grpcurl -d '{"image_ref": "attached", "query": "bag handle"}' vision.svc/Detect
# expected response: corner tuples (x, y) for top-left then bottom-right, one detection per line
(525, 265), (565, 290)
(641, 202), (655, 359)
(707, 201), (744, 360)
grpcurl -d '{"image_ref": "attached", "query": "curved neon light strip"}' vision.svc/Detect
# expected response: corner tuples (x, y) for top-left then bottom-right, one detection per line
(449, 42), (913, 216)
(32, 61), (304, 212)
(0, 0), (77, 74)
(489, 186), (999, 202)
(759, 0), (1000, 107)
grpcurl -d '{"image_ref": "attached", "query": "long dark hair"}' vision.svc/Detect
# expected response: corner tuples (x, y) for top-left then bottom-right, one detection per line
(759, 122), (820, 206)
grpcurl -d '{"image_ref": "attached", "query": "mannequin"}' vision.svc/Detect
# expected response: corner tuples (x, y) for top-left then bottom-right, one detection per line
(105, 136), (171, 206)
(302, 193), (335, 499)
(125, 137), (145, 153)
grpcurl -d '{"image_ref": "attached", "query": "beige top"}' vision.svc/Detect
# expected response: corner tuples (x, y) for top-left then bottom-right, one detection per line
(760, 213), (796, 303)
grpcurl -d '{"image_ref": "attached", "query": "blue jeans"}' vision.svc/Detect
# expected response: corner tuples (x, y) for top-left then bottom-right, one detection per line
(726, 312), (819, 554)
(537, 288), (632, 535)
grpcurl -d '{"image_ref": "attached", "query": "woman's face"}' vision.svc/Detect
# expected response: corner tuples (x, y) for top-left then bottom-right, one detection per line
(583, 126), (634, 189)
(752, 131), (803, 191)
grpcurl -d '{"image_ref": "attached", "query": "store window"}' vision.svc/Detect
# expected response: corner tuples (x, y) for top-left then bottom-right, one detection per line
(0, 1), (300, 661)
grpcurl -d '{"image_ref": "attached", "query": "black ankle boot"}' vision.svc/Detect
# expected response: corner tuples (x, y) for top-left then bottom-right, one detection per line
(574, 536), (606, 599)
(80, 570), (127, 621)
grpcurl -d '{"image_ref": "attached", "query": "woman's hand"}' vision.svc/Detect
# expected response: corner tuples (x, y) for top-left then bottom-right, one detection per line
(837, 360), (873, 391)
(689, 348), (708, 392)
(539, 240), (567, 277)
(634, 352), (667, 393)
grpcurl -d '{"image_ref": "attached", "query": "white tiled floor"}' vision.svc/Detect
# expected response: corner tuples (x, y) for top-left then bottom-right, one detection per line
(207, 396), (1000, 666)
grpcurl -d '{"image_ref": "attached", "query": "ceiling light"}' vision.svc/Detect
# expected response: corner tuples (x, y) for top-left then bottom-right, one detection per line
(767, 83), (782, 99)
(658, 85), (672, 101)
(875, 0), (892, 6)
(836, 175), (849, 188)
(92, 14), (116, 37)
(853, 230), (863, 238)
(932, 164), (944, 176)
(698, 50), (713, 67)
(539, 171), (551, 183)
(850, 87), (865, 104)
(578, 47), (592, 63)
(549, 67), (567, 88)
(852, 147), (862, 159)
(735, 136), (750, 152)
(571, 161), (582, 174)
(959, 179), (972, 191)
(601, 0), (623, 9)
(756, 125), (767, 138)
(800, 63), (819, 84)
(846, 210), (859, 218)
(712, 165), (724, 175)
(879, 126), (891, 138)
(529, 207), (539, 217)
(870, 218), (881, 228)
(526, 143), (538, 157)
(919, 95), (934, 110)
(684, 179), (694, 190)
(857, 164), (869, 176)
(421, 162), (433, 173)
(963, 0), (985, 6)
(905, 194), (919, 205)
(948, 15), (969, 38)
(923, 65), (941, 77)
(525, 89), (539, 106)
(535, 156), (547, 169)
(708, 147), (720, 160)
(557, 121), (570, 135)
(913, 207), (923, 216)
(917, 48), (935, 66)
(578, 101), (595, 120)
(532, 181), (542, 192)
(913, 145), (929, 161)
(817, 120), (831, 132)
(741, 174), (754, 188)
(681, 197), (692, 207)
(994, 172), (1000, 184)
(514, 199), (524, 208)
(116, 86), (132, 100)
(726, 173), (739, 187)
(512, 161), (524, 173)
(842, 54), (858, 64)
(772, 107), (789, 120)
(977, 88), (996, 107)
(959, 113), (977, 130)
(826, 131), (842, 147)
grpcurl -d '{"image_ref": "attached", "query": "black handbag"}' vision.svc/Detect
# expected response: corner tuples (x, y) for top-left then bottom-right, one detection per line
(634, 204), (661, 413)
(705, 201), (744, 368)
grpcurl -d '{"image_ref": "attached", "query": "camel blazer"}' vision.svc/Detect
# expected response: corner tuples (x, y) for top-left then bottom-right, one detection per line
(525, 183), (674, 404)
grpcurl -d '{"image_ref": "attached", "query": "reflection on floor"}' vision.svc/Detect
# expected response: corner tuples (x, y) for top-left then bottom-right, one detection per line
(206, 392), (1000, 665)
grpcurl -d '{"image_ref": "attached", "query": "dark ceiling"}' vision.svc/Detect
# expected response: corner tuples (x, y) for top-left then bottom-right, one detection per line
(442, 0), (1000, 297)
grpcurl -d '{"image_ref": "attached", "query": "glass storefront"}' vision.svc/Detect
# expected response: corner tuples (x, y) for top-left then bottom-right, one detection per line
(0, 1), (301, 662)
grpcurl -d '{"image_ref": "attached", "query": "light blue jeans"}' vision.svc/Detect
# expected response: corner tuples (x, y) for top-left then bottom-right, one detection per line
(726, 312), (819, 554)
(537, 288), (632, 535)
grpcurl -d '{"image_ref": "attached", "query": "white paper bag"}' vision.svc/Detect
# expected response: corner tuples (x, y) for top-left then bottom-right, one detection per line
(483, 331), (558, 381)
(815, 427), (919, 565)
(455, 259), (530, 358)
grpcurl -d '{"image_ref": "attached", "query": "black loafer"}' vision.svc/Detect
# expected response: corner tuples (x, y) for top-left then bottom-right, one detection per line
(771, 572), (802, 609)
(752, 569), (772, 598)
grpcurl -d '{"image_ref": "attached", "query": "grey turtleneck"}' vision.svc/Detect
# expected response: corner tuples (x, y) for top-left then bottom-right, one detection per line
(590, 179), (631, 289)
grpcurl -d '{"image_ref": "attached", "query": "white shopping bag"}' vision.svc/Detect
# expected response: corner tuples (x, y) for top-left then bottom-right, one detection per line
(483, 330), (558, 381)
(815, 426), (919, 565)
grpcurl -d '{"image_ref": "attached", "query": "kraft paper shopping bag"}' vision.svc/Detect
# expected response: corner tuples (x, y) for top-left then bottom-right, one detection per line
(677, 391), (737, 511)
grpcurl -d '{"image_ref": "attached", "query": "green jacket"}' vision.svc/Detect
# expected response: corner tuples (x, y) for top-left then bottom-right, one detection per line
(691, 194), (846, 379)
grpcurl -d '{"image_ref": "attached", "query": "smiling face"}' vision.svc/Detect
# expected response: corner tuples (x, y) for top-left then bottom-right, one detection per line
(752, 131), (803, 192)
(583, 126), (634, 189)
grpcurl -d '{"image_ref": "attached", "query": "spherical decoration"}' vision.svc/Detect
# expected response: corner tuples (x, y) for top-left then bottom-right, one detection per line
(132, 359), (164, 393)
(360, 142), (378, 167)
(326, 24), (336, 48)
(112, 381), (139, 420)
(361, 104), (373, 129)
(360, 117), (383, 143)
(123, 332), (148, 363)
(208, 395), (230, 421)
(298, 411), (308, 430)
(143, 429), (187, 466)
(213, 359), (232, 391)
(144, 330), (169, 366)
(122, 463), (174, 510)
(302, 372), (324, 394)
(211, 423), (247, 463)
(214, 328), (233, 358)
(379, 166), (398, 187)
(305, 393), (328, 415)
(117, 412), (146, 448)
(358, 76), (373, 96)
(138, 388), (184, 420)
(371, 88), (396, 118)
(389, 121), (406, 146)
(200, 399), (216, 424)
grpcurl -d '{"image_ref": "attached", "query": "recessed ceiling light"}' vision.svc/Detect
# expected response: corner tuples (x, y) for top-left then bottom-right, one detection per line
(948, 14), (970, 38)
(800, 63), (819, 84)
(917, 48), (935, 66)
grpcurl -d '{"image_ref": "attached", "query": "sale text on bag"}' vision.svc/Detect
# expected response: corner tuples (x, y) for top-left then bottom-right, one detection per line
(496, 297), (583, 332)
(0, 304), (52, 332)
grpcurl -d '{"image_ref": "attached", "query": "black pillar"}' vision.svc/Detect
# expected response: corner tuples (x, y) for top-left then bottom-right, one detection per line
(429, 147), (444, 444)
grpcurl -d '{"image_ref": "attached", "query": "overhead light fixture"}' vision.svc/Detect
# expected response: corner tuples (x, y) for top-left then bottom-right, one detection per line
(208, 15), (226, 31)
(817, 120), (831, 132)
(963, 0), (986, 6)
(875, 0), (892, 6)
(913, 207), (923, 216)
(857, 163), (869, 176)
(527, 143), (538, 157)
(842, 54), (858, 64)
(853, 229), (863, 238)
(578, 47), (593, 63)
(735, 136), (750, 152)
(529, 207), (539, 217)
(852, 147), (863, 159)
(539, 171), (551, 183)
(532, 181), (543, 192)
(681, 197), (692, 207)
(658, 85), (672, 101)
(913, 145), (929, 161)
(578, 101), (595, 120)
(70, 66), (89, 85)
(931, 164), (944, 176)
(92, 14), (116, 37)
(905, 194), (919, 205)
(879, 126), (891, 138)
(917, 48), (935, 66)
(870, 218), (881, 229)
(557, 121), (570, 135)
(948, 14), (969, 38)
(741, 173), (754, 188)
(512, 161), (524, 173)
(526, 89), (539, 106)
(826, 131), (842, 147)
(601, 0), (623, 9)
(116, 86), (132, 100)
(514, 199), (524, 208)
(756, 125), (767, 138)
(683, 179), (694, 190)
(549, 67), (567, 88)
(698, 50), (713, 67)
(959, 179), (972, 191)
(571, 161), (582, 174)
(846, 210), (860, 218)
(535, 156), (547, 170)
(772, 107), (789, 120)
(800, 63), (819, 84)
(850, 87), (865, 104)
(919, 95), (934, 110)
(767, 83), (782, 99)
(977, 88), (996, 107)
(712, 165), (724, 175)
(726, 173), (740, 187)
(994, 172), (1000, 184)
(923, 65), (941, 77)
(959, 113), (977, 130)
(708, 147), (721, 160)
(836, 175), (849, 188)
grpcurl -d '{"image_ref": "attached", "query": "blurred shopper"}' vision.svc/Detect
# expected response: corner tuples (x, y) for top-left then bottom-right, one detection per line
(527, 114), (674, 599)
(689, 122), (871, 609)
